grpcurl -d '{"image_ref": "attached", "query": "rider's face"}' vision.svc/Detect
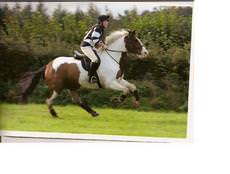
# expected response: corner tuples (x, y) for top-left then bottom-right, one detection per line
(102, 20), (109, 28)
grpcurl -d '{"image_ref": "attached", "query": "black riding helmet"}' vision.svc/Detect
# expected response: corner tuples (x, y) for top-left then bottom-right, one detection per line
(98, 15), (110, 23)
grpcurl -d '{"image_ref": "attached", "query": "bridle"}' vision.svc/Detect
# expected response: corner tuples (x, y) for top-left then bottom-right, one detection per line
(104, 42), (144, 65)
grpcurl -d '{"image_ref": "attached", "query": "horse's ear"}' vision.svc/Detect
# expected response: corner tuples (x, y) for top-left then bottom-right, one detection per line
(132, 30), (136, 35)
(128, 30), (136, 36)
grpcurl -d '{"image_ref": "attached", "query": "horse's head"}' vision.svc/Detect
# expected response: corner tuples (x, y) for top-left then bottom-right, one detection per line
(105, 29), (149, 58)
(124, 30), (149, 58)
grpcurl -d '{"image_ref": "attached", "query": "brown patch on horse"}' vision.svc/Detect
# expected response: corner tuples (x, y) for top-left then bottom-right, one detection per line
(116, 69), (122, 79)
(44, 61), (57, 91)
(124, 30), (142, 54)
(44, 62), (81, 93)
(116, 52), (128, 79)
(116, 30), (145, 80)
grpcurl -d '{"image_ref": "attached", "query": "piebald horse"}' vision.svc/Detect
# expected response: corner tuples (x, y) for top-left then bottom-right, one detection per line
(18, 30), (149, 117)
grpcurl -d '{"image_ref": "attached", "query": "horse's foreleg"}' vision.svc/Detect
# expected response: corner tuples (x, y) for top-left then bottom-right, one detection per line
(69, 90), (99, 117)
(46, 90), (59, 117)
(107, 80), (130, 103)
(118, 79), (140, 107)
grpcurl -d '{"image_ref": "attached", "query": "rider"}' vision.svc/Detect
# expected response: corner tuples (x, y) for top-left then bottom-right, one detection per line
(80, 14), (110, 83)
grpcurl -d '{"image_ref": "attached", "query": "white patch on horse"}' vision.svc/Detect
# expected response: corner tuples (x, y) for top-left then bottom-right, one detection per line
(46, 90), (58, 106)
(136, 37), (149, 57)
(52, 57), (78, 71)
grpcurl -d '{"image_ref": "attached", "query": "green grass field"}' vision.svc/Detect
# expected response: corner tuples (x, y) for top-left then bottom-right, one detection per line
(0, 104), (187, 138)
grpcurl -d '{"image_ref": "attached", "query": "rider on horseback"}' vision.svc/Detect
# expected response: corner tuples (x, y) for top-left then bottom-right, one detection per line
(80, 15), (110, 83)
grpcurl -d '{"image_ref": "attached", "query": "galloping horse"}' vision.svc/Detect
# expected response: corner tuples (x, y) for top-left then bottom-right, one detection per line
(18, 30), (149, 117)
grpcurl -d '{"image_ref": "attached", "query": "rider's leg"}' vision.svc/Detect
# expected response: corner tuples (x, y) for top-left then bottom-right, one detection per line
(80, 46), (100, 83)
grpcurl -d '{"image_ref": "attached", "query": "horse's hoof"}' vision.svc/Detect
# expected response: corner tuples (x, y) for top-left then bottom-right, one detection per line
(91, 112), (99, 117)
(133, 100), (140, 108)
(50, 109), (58, 118)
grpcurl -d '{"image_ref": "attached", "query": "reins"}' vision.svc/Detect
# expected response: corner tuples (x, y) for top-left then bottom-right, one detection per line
(105, 48), (126, 65)
(105, 48), (126, 53)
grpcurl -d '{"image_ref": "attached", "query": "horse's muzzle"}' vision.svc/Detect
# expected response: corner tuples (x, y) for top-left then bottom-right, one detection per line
(138, 47), (149, 58)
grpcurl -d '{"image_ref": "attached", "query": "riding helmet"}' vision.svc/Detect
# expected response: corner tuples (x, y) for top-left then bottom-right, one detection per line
(98, 15), (110, 23)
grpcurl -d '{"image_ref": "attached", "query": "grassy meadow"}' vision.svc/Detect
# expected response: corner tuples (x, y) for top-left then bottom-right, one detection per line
(0, 104), (187, 138)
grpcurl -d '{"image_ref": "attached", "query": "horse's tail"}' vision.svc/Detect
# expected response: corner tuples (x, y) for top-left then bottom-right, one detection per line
(17, 66), (46, 103)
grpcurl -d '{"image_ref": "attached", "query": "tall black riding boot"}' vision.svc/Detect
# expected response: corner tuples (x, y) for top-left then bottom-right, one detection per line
(88, 62), (99, 83)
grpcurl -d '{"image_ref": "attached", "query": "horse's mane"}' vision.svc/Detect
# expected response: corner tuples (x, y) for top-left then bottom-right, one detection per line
(105, 29), (129, 45)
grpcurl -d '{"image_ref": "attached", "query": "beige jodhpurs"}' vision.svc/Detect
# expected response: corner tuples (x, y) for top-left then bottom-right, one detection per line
(80, 46), (99, 63)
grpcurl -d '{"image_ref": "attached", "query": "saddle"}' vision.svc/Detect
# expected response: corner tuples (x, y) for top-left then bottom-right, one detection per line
(73, 51), (102, 88)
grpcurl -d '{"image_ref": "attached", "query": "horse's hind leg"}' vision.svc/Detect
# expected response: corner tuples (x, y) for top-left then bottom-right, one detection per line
(46, 90), (59, 117)
(69, 90), (99, 117)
